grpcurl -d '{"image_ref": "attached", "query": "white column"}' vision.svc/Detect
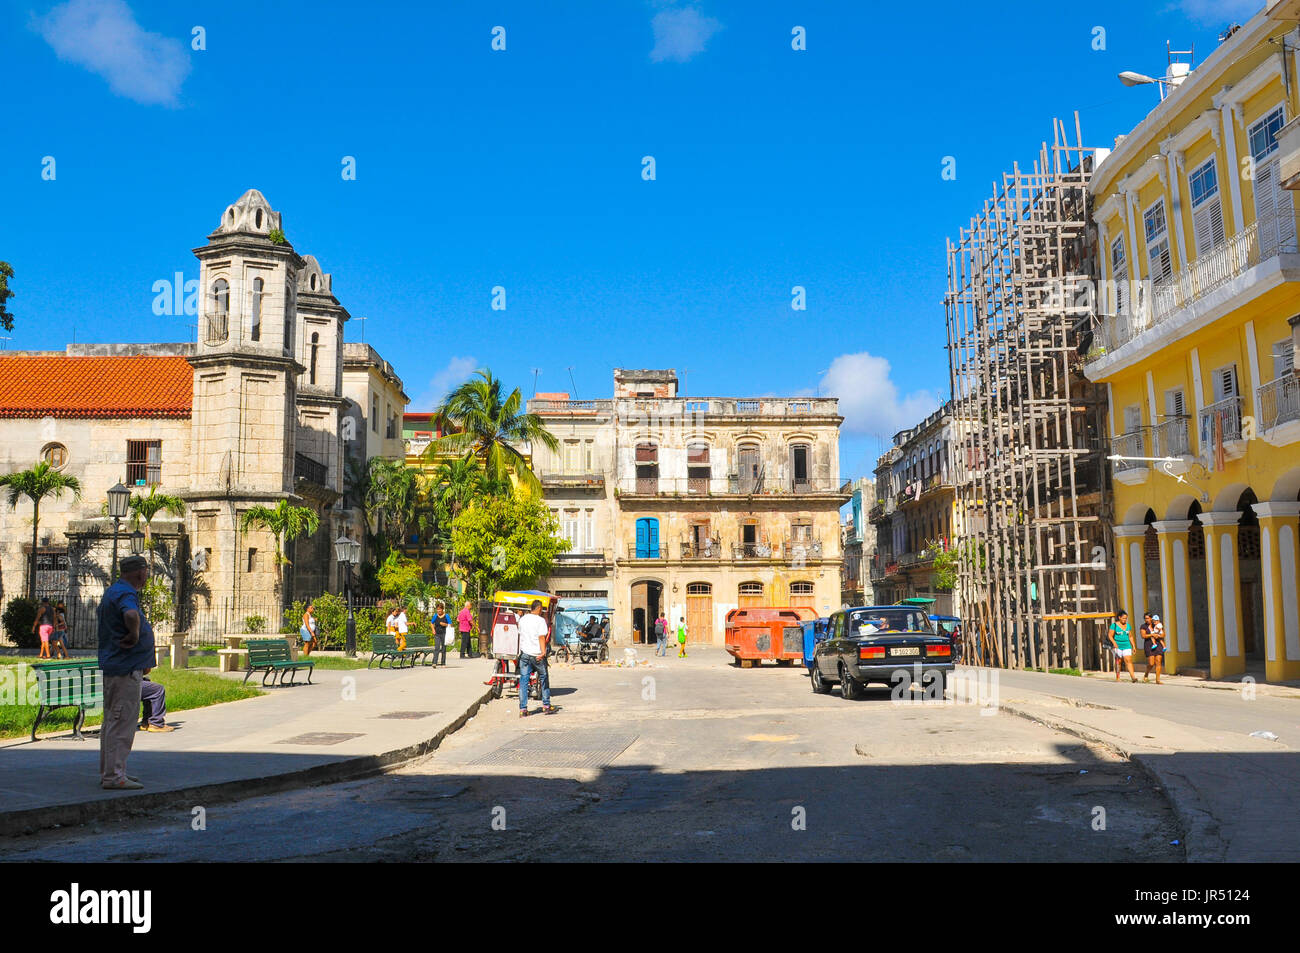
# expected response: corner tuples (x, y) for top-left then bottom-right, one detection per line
(1163, 144), (1191, 270)
(1215, 93), (1246, 233)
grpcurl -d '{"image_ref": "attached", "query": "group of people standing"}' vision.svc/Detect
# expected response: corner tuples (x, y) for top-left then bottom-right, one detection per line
(33, 596), (70, 659)
(1106, 609), (1166, 684)
(297, 599), (480, 662)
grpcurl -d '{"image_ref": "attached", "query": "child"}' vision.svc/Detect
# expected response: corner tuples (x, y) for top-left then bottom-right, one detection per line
(676, 617), (688, 658)
(1144, 613), (1166, 685)
(33, 597), (55, 659)
(52, 602), (70, 659)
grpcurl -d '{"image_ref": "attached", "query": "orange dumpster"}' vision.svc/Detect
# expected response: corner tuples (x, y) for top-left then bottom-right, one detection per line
(725, 606), (819, 667)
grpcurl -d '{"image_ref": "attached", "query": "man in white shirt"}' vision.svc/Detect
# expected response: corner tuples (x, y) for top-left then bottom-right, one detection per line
(518, 600), (555, 717)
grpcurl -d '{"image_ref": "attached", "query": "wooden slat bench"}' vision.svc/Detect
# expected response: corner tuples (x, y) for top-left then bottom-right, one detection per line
(243, 639), (315, 687)
(369, 633), (424, 669)
(31, 659), (103, 742)
(402, 632), (441, 666)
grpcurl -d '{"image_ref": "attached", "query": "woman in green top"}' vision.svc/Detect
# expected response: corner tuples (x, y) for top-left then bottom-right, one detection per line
(1107, 610), (1137, 683)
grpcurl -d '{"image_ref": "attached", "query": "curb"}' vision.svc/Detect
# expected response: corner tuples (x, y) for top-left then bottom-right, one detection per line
(998, 699), (1222, 863)
(0, 685), (498, 839)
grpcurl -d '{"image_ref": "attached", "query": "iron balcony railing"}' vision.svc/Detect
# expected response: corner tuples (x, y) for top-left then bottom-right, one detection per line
(294, 452), (329, 486)
(1092, 223), (1265, 360)
(626, 543), (665, 560)
(679, 539), (722, 559)
(530, 399), (614, 413)
(1258, 375), (1300, 432)
(540, 471), (606, 489)
(1152, 415), (1192, 458)
(550, 551), (609, 574)
(615, 476), (845, 496)
(1198, 395), (1245, 446)
(1111, 430), (1148, 472)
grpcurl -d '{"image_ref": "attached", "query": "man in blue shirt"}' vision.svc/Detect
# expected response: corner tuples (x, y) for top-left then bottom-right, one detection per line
(98, 555), (155, 790)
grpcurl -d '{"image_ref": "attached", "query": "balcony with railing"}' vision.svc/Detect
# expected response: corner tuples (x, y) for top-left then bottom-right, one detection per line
(294, 452), (329, 486)
(1110, 430), (1149, 475)
(615, 475), (847, 498)
(1198, 395), (1245, 450)
(868, 500), (886, 522)
(540, 471), (606, 490)
(1152, 416), (1192, 458)
(869, 554), (890, 582)
(529, 398), (614, 415)
(550, 550), (610, 575)
(1258, 374), (1300, 435)
(1089, 222), (1295, 371)
(679, 538), (722, 559)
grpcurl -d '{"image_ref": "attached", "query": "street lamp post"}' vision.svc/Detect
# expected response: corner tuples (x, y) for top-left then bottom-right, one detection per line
(335, 534), (362, 657)
(106, 482), (130, 579)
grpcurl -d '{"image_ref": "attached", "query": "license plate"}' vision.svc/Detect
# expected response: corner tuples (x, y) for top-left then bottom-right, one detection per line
(890, 646), (920, 657)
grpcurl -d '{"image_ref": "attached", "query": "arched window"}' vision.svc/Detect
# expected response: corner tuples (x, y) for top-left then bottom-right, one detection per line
(790, 581), (815, 607)
(309, 273), (318, 291)
(207, 278), (230, 344)
(255, 208), (263, 229)
(738, 581), (765, 608)
(309, 332), (319, 385)
(283, 281), (295, 353)
(251, 278), (263, 341)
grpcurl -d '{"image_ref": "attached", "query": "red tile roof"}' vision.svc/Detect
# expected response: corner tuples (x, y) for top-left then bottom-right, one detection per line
(0, 355), (193, 419)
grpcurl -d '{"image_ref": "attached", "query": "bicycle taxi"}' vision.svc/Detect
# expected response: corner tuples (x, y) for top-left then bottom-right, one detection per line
(485, 589), (558, 699)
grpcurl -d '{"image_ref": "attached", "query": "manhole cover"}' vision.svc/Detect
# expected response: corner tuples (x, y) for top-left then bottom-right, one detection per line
(377, 711), (438, 720)
(278, 732), (365, 746)
(469, 730), (638, 768)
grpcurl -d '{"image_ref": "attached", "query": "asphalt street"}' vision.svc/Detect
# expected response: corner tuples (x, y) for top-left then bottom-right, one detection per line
(0, 650), (1183, 862)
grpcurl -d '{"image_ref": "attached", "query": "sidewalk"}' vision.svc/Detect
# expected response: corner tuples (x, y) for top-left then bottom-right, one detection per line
(0, 657), (497, 837)
(989, 668), (1300, 862)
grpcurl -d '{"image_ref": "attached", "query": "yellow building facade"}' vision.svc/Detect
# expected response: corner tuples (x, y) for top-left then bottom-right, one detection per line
(1087, 11), (1300, 682)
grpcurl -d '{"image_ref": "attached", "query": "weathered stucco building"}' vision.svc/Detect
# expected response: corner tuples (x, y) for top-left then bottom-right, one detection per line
(529, 369), (847, 645)
(0, 190), (405, 645)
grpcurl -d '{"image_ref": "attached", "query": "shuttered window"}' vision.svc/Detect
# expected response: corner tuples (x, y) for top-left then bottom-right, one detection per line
(1123, 405), (1143, 434)
(1211, 365), (1238, 401)
(1165, 389), (1186, 419)
(1252, 156), (1296, 257)
(1189, 159), (1226, 256)
(1110, 236), (1128, 316)
(1143, 200), (1174, 283)
(1274, 339), (1296, 379)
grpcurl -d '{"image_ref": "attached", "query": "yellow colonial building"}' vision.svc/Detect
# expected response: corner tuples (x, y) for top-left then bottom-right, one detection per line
(1087, 8), (1300, 682)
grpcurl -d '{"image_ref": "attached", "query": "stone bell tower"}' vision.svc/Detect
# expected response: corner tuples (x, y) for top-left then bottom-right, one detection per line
(184, 190), (306, 614)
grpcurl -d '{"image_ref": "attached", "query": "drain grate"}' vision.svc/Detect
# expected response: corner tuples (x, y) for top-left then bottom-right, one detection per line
(278, 732), (365, 746)
(469, 730), (638, 768)
(377, 711), (439, 720)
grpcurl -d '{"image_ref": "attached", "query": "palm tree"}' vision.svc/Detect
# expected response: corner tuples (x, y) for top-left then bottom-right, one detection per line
(430, 369), (559, 494)
(0, 462), (83, 600)
(128, 486), (186, 548)
(238, 500), (321, 598)
(365, 457), (420, 551)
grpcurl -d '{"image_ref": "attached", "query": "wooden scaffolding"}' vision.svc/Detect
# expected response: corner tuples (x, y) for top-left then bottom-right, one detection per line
(944, 116), (1116, 672)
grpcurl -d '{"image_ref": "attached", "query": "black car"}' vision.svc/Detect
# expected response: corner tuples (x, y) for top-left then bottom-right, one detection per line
(811, 605), (954, 699)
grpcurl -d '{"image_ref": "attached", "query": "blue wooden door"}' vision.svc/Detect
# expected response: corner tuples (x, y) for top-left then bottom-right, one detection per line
(636, 518), (659, 558)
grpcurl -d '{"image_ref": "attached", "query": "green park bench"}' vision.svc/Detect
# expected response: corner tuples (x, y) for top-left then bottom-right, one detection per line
(243, 639), (315, 687)
(369, 633), (424, 669)
(31, 659), (103, 742)
(402, 632), (442, 666)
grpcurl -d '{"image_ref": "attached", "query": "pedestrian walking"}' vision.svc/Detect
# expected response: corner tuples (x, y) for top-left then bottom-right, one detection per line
(52, 601), (70, 659)
(432, 601), (450, 666)
(34, 596), (56, 659)
(300, 602), (318, 657)
(1144, 613), (1166, 684)
(518, 599), (555, 717)
(1107, 610), (1137, 683)
(138, 675), (174, 732)
(98, 555), (155, 790)
(676, 617), (688, 658)
(654, 614), (667, 656)
(457, 601), (475, 658)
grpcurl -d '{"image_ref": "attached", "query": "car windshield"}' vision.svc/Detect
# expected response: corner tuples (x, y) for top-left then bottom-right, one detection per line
(847, 608), (934, 636)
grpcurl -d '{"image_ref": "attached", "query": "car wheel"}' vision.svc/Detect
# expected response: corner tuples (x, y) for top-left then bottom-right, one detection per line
(839, 663), (860, 700)
(811, 663), (831, 694)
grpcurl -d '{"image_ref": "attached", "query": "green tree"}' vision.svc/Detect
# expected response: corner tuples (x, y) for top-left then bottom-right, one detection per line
(128, 486), (186, 548)
(365, 457), (420, 553)
(0, 261), (14, 332)
(376, 550), (423, 596)
(238, 500), (321, 598)
(431, 370), (559, 494)
(450, 493), (569, 601)
(0, 461), (83, 600)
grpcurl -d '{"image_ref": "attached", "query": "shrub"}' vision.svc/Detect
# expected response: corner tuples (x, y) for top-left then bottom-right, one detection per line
(2, 598), (39, 649)
(243, 615), (267, 634)
(140, 577), (175, 624)
(268, 227), (288, 245)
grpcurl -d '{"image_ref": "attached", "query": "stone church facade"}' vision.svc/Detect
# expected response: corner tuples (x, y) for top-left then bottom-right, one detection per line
(0, 190), (405, 645)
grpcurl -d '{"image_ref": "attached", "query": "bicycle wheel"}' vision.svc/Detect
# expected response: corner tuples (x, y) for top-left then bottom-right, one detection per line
(491, 660), (504, 699)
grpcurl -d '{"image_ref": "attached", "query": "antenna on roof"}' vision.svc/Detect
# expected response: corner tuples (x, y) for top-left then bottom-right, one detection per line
(567, 366), (578, 400)
(0, 336), (10, 350)
(531, 368), (541, 397)
(354, 315), (368, 342)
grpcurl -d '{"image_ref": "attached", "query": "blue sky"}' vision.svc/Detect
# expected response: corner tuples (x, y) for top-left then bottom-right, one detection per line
(0, 0), (1262, 477)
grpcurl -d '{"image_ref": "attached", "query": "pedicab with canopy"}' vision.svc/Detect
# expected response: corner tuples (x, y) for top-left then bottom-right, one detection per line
(485, 589), (558, 699)
(553, 598), (612, 663)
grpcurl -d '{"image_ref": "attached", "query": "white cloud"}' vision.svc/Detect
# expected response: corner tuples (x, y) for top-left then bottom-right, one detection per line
(650, 6), (723, 63)
(818, 352), (942, 438)
(33, 0), (191, 106)
(1171, 0), (1258, 25)
(414, 355), (478, 409)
